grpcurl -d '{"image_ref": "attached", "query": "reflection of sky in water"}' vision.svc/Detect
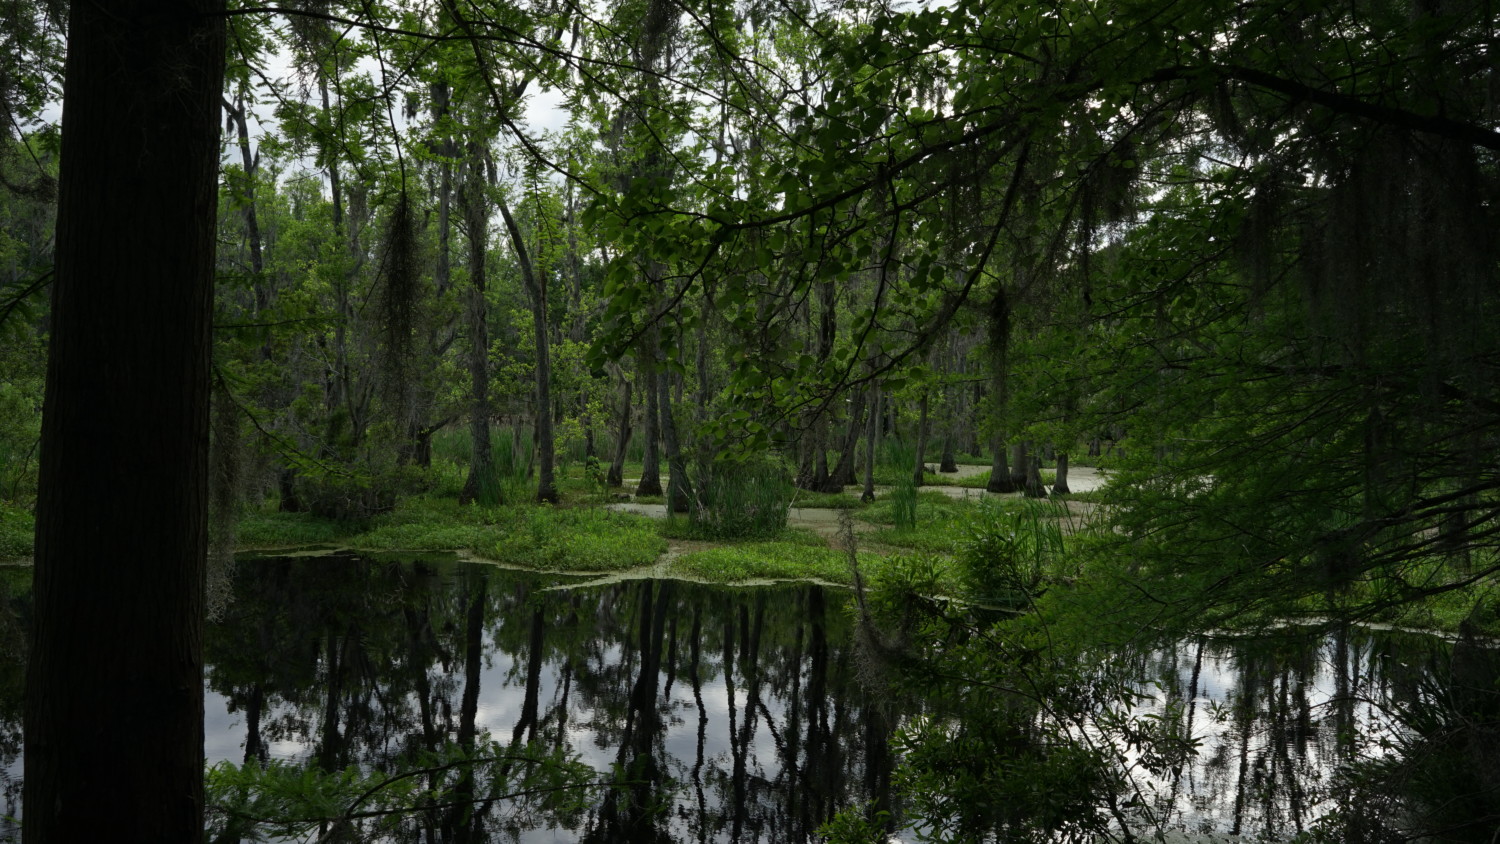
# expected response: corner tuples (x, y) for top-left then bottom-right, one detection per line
(1117, 631), (1421, 840)
(1, 557), (1472, 843)
(192, 560), (880, 842)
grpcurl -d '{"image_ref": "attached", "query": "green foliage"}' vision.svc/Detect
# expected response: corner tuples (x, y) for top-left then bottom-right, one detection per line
(0, 335), (43, 504)
(956, 500), (1066, 609)
(686, 459), (792, 540)
(818, 803), (893, 844)
(0, 503), (33, 560)
(205, 740), (598, 843)
(235, 510), (355, 548)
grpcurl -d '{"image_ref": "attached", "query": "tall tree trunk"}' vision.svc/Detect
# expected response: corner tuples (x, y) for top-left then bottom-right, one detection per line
(498, 198), (557, 503)
(912, 390), (930, 486)
(458, 174), (495, 505)
(939, 435), (958, 473)
(659, 365), (691, 512)
(1052, 450), (1072, 495)
(419, 81), (456, 469)
(635, 353), (663, 497)
(1023, 442), (1046, 498)
(826, 388), (866, 490)
(986, 431), (1015, 493)
(862, 386), (880, 503)
(985, 288), (1018, 494)
(223, 94), (264, 282)
(1008, 441), (1029, 491)
(608, 375), (632, 488)
(25, 3), (224, 840)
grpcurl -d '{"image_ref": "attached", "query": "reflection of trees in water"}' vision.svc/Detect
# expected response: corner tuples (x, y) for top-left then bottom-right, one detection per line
(1126, 626), (1498, 842)
(203, 556), (891, 841)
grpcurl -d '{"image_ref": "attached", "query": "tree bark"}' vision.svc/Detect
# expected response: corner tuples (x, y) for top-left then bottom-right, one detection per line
(985, 432), (1015, 493)
(912, 390), (930, 486)
(826, 388), (866, 490)
(862, 387), (880, 503)
(659, 365), (691, 512)
(939, 435), (958, 473)
(1008, 441), (1029, 491)
(1023, 442), (1047, 498)
(608, 375), (632, 488)
(497, 198), (557, 503)
(458, 173), (495, 505)
(1052, 450), (1072, 496)
(25, 1), (224, 839)
(635, 353), (663, 497)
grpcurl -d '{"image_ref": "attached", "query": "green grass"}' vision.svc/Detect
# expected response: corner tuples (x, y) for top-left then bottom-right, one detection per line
(233, 510), (361, 548)
(670, 541), (881, 585)
(860, 490), (982, 526)
(659, 517), (825, 547)
(865, 520), (970, 554)
(687, 460), (793, 539)
(238, 494), (666, 573)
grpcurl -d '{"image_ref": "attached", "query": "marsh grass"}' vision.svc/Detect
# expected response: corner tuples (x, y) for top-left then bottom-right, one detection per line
(866, 519), (970, 554)
(862, 489), (966, 526)
(890, 475), (918, 532)
(687, 460), (792, 539)
(956, 468), (1057, 489)
(238, 494), (665, 572)
(957, 498), (1068, 609)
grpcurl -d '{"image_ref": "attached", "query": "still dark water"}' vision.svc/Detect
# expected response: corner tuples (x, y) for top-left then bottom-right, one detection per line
(0, 555), (1495, 842)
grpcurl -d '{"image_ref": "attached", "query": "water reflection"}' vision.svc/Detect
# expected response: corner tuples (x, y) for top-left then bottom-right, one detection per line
(0, 557), (1495, 842)
(1122, 627), (1499, 841)
(206, 554), (891, 842)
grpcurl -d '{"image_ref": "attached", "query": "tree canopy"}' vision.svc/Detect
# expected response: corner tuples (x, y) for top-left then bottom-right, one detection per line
(5, 0), (1500, 838)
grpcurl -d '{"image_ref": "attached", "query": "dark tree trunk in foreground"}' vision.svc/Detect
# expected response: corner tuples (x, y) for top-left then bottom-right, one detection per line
(25, 1), (224, 840)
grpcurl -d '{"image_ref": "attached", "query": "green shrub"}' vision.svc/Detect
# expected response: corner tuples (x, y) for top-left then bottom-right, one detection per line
(957, 499), (1066, 609)
(0, 502), (34, 560)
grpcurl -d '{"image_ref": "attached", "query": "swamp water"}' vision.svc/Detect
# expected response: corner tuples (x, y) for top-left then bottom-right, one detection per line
(0, 555), (1495, 842)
